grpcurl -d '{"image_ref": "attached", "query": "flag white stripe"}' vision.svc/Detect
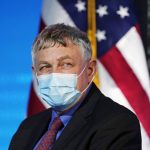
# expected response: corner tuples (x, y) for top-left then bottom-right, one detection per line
(140, 123), (150, 149)
(42, 0), (75, 27)
(98, 62), (133, 111)
(116, 27), (150, 99)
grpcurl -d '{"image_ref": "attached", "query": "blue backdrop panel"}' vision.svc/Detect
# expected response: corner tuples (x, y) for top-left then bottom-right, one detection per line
(0, 0), (42, 149)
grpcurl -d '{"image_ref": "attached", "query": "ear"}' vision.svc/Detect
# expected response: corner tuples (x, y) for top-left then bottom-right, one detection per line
(32, 66), (36, 74)
(87, 59), (97, 82)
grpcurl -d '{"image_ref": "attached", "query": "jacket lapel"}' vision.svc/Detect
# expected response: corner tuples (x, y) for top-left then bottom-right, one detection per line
(27, 109), (52, 149)
(52, 83), (101, 150)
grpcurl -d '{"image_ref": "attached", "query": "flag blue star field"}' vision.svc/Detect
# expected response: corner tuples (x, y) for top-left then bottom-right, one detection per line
(95, 0), (137, 57)
(28, 0), (150, 149)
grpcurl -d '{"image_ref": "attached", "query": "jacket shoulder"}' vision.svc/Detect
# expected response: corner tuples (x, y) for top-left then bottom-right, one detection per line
(93, 90), (140, 129)
(18, 108), (51, 130)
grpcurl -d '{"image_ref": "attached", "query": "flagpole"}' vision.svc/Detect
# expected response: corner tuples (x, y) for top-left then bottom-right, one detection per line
(87, 0), (100, 87)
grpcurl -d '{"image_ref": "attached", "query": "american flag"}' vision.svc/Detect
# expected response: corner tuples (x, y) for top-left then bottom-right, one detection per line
(27, 0), (150, 149)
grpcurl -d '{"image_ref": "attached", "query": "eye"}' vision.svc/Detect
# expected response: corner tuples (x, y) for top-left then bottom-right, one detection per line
(39, 65), (51, 72)
(62, 62), (73, 69)
(39, 66), (45, 71)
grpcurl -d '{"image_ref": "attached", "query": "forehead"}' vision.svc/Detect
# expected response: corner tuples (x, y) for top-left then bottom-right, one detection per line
(34, 43), (84, 64)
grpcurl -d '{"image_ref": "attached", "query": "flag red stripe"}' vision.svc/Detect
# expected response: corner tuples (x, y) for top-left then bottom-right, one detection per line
(135, 24), (141, 35)
(100, 46), (150, 137)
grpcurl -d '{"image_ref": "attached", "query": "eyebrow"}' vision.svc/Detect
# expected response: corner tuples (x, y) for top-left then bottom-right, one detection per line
(37, 55), (73, 66)
(38, 61), (50, 67)
(38, 61), (49, 64)
(57, 55), (73, 62)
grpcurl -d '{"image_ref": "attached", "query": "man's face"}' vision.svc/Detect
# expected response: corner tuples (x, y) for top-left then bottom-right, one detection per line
(32, 42), (96, 95)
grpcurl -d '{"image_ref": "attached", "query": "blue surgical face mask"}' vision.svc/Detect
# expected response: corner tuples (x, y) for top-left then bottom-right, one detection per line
(36, 66), (90, 111)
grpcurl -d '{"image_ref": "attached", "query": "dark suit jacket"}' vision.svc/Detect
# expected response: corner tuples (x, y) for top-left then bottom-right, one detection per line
(9, 83), (141, 150)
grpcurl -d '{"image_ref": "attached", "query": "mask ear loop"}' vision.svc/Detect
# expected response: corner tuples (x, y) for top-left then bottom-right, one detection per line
(77, 65), (87, 78)
(35, 72), (39, 85)
(77, 59), (93, 78)
(80, 73), (96, 95)
(77, 59), (96, 94)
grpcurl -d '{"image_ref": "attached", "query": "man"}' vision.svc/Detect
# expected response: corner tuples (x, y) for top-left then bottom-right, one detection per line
(9, 24), (141, 150)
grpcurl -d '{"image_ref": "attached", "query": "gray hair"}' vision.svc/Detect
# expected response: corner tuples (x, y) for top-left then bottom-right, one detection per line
(32, 23), (92, 64)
